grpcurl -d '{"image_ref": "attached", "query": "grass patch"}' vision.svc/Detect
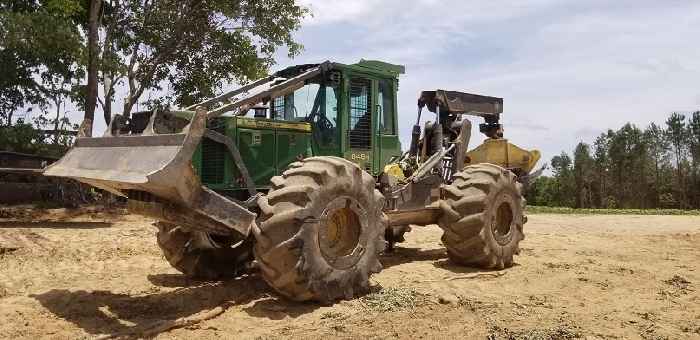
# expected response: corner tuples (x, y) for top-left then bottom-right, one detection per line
(487, 324), (582, 340)
(320, 311), (348, 321)
(525, 206), (700, 216)
(359, 286), (427, 312)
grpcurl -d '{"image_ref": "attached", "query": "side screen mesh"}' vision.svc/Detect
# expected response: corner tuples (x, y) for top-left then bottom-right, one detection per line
(272, 97), (285, 120)
(201, 118), (227, 184)
(348, 77), (372, 150)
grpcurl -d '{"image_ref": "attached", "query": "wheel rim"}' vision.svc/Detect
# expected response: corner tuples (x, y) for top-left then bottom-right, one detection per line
(491, 194), (515, 246)
(318, 196), (367, 270)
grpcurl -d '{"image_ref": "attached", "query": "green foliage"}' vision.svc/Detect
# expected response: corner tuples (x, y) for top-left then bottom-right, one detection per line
(0, 116), (77, 157)
(525, 206), (700, 216)
(95, 0), (309, 121)
(0, 0), (85, 122)
(527, 111), (700, 210)
(2, 0), (309, 135)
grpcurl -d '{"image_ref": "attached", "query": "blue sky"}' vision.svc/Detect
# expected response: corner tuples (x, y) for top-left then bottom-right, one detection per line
(62, 0), (700, 171)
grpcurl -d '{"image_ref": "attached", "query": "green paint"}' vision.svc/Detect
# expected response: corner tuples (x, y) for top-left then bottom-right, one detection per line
(187, 60), (404, 190)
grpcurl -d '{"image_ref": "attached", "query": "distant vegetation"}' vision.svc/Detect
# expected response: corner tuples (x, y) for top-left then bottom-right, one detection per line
(525, 111), (700, 210)
(526, 206), (700, 216)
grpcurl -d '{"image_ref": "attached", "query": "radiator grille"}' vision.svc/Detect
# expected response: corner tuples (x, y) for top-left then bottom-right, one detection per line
(348, 77), (372, 150)
(201, 118), (227, 184)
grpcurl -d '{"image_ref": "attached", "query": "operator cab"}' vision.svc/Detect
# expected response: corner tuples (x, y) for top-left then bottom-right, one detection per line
(245, 60), (405, 175)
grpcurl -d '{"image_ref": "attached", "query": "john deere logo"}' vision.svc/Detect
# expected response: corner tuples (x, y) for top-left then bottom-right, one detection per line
(494, 102), (501, 111)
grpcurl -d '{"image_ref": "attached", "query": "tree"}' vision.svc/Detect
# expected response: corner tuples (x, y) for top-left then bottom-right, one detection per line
(688, 111), (700, 208)
(592, 133), (611, 208)
(643, 123), (669, 207)
(86, 0), (309, 127)
(84, 0), (102, 129)
(550, 152), (575, 207)
(0, 0), (85, 124)
(572, 142), (595, 208)
(524, 175), (556, 207)
(665, 113), (687, 209)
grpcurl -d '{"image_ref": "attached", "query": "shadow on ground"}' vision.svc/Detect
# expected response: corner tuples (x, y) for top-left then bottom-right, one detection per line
(380, 246), (447, 270)
(30, 271), (321, 337)
(381, 245), (521, 276)
(0, 221), (112, 229)
(30, 245), (517, 337)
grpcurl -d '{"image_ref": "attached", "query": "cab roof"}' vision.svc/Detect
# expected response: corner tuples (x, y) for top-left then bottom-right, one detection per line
(274, 59), (405, 79)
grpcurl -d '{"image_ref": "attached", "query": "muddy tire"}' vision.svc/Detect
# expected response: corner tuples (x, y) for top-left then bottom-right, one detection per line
(156, 222), (254, 280)
(253, 156), (388, 303)
(385, 225), (411, 251)
(438, 164), (526, 269)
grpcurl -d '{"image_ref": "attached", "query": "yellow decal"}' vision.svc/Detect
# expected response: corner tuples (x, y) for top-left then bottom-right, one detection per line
(350, 153), (370, 161)
(236, 117), (311, 131)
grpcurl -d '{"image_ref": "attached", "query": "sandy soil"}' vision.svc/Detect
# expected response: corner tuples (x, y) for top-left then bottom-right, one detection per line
(1, 207), (700, 340)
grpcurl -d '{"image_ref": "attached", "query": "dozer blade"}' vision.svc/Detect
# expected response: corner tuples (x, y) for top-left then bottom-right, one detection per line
(44, 107), (255, 239)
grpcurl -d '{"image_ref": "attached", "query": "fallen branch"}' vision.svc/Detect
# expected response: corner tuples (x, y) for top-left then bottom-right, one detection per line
(94, 294), (250, 340)
(445, 270), (507, 281)
(141, 302), (232, 337)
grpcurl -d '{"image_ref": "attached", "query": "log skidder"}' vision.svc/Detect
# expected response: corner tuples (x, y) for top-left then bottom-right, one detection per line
(252, 157), (389, 303)
(43, 59), (544, 305)
(438, 164), (526, 269)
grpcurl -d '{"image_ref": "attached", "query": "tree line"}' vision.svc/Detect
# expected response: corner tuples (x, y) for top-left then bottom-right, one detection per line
(1, 0), (307, 153)
(526, 111), (700, 210)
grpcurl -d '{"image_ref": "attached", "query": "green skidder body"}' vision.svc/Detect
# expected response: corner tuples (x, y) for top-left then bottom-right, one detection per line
(169, 60), (404, 199)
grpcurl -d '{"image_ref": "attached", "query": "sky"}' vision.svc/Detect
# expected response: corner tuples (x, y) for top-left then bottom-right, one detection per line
(57, 0), (700, 172)
(281, 0), (700, 170)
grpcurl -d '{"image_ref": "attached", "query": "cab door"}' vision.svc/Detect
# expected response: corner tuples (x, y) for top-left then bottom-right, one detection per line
(344, 73), (376, 173)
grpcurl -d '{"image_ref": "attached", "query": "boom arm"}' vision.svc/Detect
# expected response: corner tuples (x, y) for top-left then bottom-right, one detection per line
(202, 61), (333, 119)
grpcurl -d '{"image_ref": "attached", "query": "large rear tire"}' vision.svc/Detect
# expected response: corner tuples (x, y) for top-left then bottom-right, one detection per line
(438, 164), (526, 269)
(156, 222), (254, 280)
(252, 156), (388, 303)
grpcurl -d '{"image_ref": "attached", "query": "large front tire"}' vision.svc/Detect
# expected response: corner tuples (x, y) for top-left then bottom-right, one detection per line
(253, 157), (388, 303)
(438, 164), (526, 269)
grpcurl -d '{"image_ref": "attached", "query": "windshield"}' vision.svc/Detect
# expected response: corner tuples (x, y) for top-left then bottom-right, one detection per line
(271, 74), (339, 148)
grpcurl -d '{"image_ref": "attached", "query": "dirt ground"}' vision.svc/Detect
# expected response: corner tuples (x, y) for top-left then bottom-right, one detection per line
(1, 207), (700, 340)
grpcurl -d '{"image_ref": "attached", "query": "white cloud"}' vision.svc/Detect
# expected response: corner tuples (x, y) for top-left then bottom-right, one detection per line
(65, 0), (700, 175)
(287, 0), (700, 169)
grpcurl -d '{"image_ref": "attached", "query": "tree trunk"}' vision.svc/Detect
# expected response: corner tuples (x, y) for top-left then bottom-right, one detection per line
(54, 103), (60, 144)
(85, 0), (102, 134)
(655, 160), (660, 208)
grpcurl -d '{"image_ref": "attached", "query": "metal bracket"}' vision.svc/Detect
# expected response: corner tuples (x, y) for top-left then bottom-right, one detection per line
(203, 129), (257, 197)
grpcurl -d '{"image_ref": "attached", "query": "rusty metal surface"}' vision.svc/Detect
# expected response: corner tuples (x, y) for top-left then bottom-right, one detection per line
(0, 152), (58, 169)
(43, 107), (254, 237)
(384, 207), (442, 226)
